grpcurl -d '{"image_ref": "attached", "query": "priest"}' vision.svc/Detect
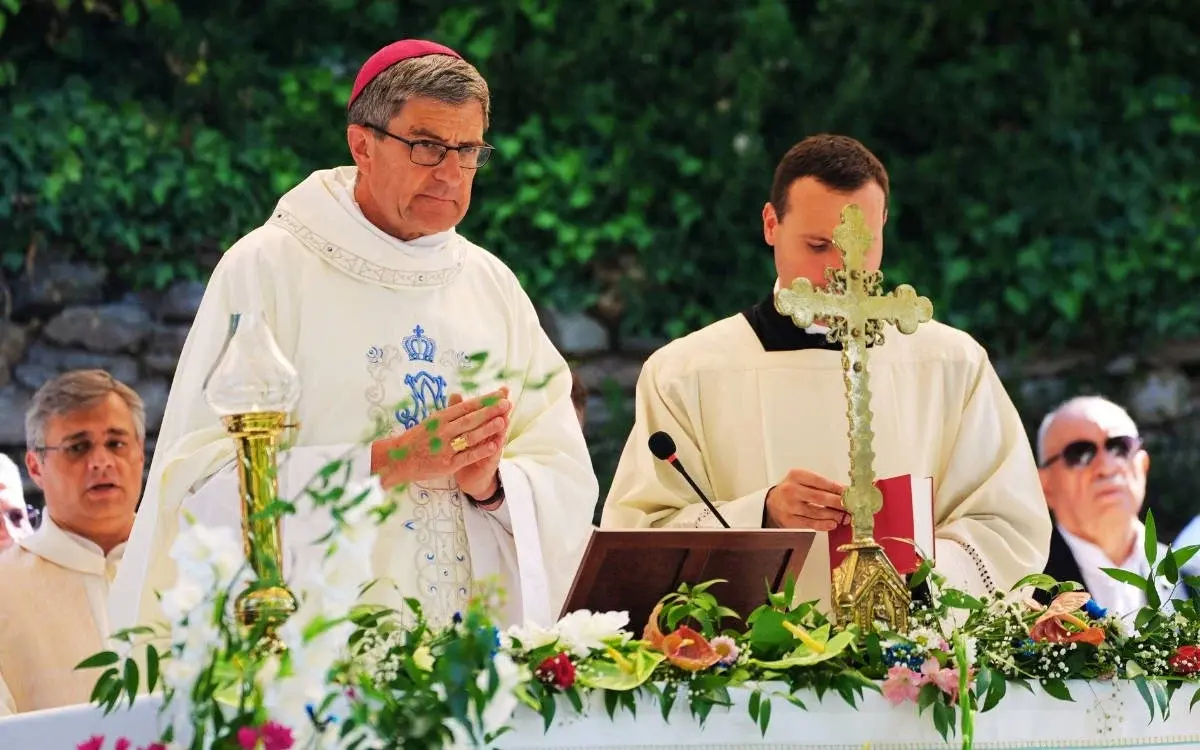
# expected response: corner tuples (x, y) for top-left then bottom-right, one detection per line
(602, 134), (1050, 610)
(109, 40), (597, 636)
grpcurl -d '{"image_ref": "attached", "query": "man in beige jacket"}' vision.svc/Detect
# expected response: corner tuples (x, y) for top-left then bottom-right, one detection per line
(0, 370), (145, 715)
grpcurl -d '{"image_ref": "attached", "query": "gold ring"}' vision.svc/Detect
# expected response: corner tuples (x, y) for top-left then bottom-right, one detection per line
(450, 436), (469, 453)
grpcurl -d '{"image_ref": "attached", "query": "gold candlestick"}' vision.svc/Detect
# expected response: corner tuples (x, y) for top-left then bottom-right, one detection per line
(774, 204), (933, 632)
(224, 411), (296, 651)
(203, 311), (302, 651)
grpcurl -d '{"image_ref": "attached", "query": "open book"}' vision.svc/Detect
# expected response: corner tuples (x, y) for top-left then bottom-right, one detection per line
(828, 474), (934, 575)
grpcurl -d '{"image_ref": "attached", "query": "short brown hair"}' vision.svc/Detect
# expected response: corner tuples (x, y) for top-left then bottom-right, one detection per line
(25, 369), (145, 452)
(769, 134), (889, 219)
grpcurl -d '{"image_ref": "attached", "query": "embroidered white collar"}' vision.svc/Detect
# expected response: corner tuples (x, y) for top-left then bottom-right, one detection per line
(268, 166), (466, 289)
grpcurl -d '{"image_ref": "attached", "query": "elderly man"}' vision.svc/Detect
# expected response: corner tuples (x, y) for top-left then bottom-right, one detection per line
(0, 455), (32, 548)
(0, 370), (145, 715)
(111, 39), (597, 636)
(1036, 395), (1192, 614)
(603, 134), (1051, 609)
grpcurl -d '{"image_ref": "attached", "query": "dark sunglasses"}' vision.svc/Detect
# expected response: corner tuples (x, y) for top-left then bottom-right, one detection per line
(1040, 435), (1141, 469)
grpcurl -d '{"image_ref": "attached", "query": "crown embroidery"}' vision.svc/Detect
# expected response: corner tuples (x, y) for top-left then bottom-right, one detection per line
(403, 325), (437, 363)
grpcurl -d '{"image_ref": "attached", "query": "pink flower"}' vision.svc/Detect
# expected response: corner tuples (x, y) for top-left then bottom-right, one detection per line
(237, 727), (260, 749)
(116, 740), (131, 750)
(881, 664), (925, 705)
(921, 658), (963, 703)
(77, 737), (105, 750)
(259, 721), (295, 750)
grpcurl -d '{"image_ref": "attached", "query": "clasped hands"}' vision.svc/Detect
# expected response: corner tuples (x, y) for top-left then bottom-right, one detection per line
(370, 387), (511, 502)
(764, 468), (851, 532)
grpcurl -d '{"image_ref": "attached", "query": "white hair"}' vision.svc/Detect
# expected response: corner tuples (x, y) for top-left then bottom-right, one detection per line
(1036, 395), (1139, 464)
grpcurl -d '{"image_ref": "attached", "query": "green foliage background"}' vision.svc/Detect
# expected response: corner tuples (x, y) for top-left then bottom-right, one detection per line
(3, 0), (1200, 529)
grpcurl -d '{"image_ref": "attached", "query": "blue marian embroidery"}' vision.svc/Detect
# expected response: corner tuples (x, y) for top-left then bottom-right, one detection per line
(403, 325), (436, 363)
(395, 324), (448, 429)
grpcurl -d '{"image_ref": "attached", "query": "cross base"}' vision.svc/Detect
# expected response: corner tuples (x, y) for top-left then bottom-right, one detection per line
(831, 541), (910, 633)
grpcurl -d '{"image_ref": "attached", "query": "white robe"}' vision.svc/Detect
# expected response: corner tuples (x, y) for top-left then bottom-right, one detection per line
(601, 306), (1051, 612)
(109, 166), (598, 636)
(0, 517), (125, 715)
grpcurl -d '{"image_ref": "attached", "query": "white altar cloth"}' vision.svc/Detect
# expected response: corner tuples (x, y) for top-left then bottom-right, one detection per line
(1, 681), (1198, 749)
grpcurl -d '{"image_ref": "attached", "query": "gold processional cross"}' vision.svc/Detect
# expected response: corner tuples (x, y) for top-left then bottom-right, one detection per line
(774, 204), (933, 633)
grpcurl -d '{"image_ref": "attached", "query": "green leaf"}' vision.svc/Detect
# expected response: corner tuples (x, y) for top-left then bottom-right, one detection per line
(932, 700), (955, 740)
(748, 690), (760, 723)
(146, 647), (159, 693)
(122, 658), (139, 704)
(539, 687), (557, 731)
(75, 651), (120, 670)
(1101, 567), (1150, 592)
(1189, 685), (1200, 712)
(1041, 679), (1073, 702)
(1173, 545), (1200, 570)
(1145, 510), (1159, 567)
(1010, 573), (1059, 591)
(1152, 679), (1171, 720)
(603, 689), (619, 720)
(938, 590), (985, 609)
(1134, 675), (1157, 721)
(659, 682), (677, 722)
(1163, 547), (1181, 585)
(983, 669), (1007, 712)
(758, 695), (772, 736)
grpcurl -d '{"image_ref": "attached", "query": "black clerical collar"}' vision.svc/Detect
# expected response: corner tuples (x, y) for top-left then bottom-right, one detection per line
(742, 292), (844, 352)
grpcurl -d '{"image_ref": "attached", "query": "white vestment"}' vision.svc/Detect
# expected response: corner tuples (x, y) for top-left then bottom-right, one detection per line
(0, 517), (125, 715)
(109, 166), (597, 636)
(602, 300), (1051, 612)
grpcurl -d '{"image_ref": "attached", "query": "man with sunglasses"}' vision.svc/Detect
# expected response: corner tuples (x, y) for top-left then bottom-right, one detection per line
(112, 39), (596, 640)
(0, 369), (145, 714)
(1036, 395), (1189, 614)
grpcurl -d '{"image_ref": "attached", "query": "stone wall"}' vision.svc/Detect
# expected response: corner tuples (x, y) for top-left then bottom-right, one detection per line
(3, 254), (1199, 533)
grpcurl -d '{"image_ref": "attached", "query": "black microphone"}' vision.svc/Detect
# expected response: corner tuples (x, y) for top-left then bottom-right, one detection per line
(648, 431), (731, 528)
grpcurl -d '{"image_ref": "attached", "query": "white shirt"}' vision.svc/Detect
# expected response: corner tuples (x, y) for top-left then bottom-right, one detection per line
(1058, 521), (1148, 617)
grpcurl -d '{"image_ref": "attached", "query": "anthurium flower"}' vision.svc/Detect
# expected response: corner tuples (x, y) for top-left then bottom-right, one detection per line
(660, 625), (722, 671)
(1028, 591), (1104, 644)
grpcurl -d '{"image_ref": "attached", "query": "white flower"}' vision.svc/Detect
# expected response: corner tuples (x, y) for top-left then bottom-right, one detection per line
(170, 523), (244, 590)
(908, 626), (944, 652)
(160, 577), (207, 624)
(505, 621), (560, 652)
(554, 610), (630, 657)
(480, 651), (524, 735)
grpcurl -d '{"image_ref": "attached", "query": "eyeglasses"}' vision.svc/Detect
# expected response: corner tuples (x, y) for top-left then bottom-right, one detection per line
(364, 124), (494, 168)
(1040, 435), (1141, 469)
(37, 438), (135, 463)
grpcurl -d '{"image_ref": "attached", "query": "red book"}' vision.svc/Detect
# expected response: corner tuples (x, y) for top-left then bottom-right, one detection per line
(828, 474), (934, 576)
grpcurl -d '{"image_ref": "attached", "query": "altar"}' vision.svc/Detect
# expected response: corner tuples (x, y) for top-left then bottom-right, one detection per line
(3, 681), (1199, 750)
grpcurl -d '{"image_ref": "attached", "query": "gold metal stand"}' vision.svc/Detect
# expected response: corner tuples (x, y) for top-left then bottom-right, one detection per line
(223, 411), (297, 651)
(775, 204), (933, 632)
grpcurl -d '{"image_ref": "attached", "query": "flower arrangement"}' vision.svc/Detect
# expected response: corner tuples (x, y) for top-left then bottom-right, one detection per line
(77, 442), (1200, 750)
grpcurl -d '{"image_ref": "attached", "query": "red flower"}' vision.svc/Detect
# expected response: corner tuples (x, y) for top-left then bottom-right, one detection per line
(77, 737), (105, 750)
(1169, 645), (1200, 675)
(115, 740), (131, 750)
(536, 652), (577, 689)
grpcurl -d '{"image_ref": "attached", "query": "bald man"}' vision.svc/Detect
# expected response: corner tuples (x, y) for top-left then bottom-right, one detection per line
(1036, 395), (1196, 614)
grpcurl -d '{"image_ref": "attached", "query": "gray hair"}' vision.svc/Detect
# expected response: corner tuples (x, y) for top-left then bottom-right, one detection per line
(25, 369), (145, 452)
(347, 54), (491, 131)
(1036, 395), (1139, 464)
